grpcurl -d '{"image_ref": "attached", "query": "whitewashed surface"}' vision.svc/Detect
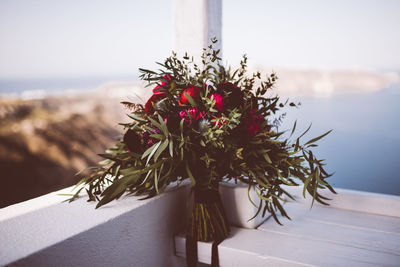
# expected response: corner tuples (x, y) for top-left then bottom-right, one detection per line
(175, 188), (400, 267)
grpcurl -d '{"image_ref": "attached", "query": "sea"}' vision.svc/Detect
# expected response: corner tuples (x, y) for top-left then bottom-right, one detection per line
(0, 75), (139, 99)
(280, 85), (400, 196)
(1, 77), (399, 196)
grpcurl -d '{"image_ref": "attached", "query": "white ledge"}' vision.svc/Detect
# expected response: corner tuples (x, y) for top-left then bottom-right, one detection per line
(1, 184), (399, 267)
(283, 186), (400, 217)
(0, 185), (190, 267)
(175, 188), (400, 267)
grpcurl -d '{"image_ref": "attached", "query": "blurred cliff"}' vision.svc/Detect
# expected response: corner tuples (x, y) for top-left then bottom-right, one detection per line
(0, 82), (148, 207)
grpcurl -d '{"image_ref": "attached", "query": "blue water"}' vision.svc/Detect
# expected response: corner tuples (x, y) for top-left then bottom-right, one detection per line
(280, 86), (400, 196)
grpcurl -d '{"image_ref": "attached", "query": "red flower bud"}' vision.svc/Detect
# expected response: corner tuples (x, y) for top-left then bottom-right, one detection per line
(209, 93), (224, 111)
(179, 86), (200, 105)
(161, 74), (172, 86)
(153, 74), (172, 95)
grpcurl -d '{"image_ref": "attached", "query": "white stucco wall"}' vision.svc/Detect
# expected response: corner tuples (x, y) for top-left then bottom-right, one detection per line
(1, 181), (399, 267)
(173, 0), (222, 61)
(0, 185), (190, 267)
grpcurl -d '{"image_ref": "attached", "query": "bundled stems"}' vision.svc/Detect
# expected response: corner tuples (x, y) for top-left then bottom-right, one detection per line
(186, 183), (229, 267)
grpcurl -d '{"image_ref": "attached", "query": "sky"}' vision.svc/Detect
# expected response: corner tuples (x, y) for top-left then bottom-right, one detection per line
(0, 0), (399, 79)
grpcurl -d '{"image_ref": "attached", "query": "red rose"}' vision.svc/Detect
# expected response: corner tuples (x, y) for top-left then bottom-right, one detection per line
(179, 86), (200, 105)
(209, 93), (224, 111)
(145, 93), (166, 115)
(145, 95), (157, 114)
(153, 74), (172, 95)
(146, 75), (173, 115)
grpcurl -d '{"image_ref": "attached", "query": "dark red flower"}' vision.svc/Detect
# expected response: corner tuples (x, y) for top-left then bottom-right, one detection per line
(143, 128), (161, 148)
(179, 107), (206, 124)
(123, 129), (142, 152)
(209, 93), (224, 111)
(179, 86), (200, 105)
(217, 81), (243, 109)
(165, 113), (181, 133)
(244, 109), (265, 137)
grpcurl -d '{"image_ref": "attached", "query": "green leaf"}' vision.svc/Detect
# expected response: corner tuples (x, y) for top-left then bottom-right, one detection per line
(248, 198), (263, 221)
(96, 180), (128, 208)
(142, 141), (161, 160)
(180, 118), (185, 136)
(146, 141), (162, 165)
(255, 188), (271, 202)
(294, 137), (300, 152)
(98, 153), (118, 161)
(154, 139), (169, 161)
(263, 153), (272, 164)
(127, 113), (147, 123)
(154, 169), (159, 194)
(273, 197), (290, 220)
(247, 184), (257, 207)
(149, 134), (165, 140)
(313, 168), (328, 186)
(139, 68), (157, 74)
(269, 204), (283, 225)
(290, 120), (297, 137)
(157, 114), (169, 137)
(185, 162), (196, 186)
(200, 139), (206, 147)
(169, 139), (174, 157)
(148, 117), (163, 133)
(184, 92), (197, 106)
(298, 123), (312, 139)
(302, 175), (312, 198)
(305, 130), (332, 145)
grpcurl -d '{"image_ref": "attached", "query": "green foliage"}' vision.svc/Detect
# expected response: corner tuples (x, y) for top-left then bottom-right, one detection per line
(69, 40), (335, 224)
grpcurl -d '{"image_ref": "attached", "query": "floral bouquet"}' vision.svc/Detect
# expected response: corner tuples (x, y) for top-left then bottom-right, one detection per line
(70, 39), (335, 267)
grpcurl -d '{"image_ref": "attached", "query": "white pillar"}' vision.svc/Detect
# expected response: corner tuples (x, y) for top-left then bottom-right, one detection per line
(173, 0), (222, 61)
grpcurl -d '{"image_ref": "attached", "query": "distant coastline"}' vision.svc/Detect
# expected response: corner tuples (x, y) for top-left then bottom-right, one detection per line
(0, 74), (140, 97)
(1, 68), (398, 100)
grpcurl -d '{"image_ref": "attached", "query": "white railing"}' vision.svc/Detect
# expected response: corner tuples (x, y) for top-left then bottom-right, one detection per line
(0, 185), (190, 267)
(2, 184), (399, 267)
